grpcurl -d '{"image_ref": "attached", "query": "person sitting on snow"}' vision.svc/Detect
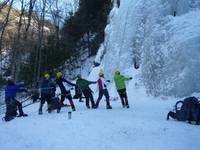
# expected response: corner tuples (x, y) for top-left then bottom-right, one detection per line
(114, 69), (132, 108)
(95, 70), (112, 109)
(55, 72), (76, 112)
(39, 73), (55, 114)
(76, 74), (97, 109)
(4, 77), (28, 121)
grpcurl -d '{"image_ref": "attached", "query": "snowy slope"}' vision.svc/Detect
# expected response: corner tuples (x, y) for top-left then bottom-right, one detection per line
(0, 69), (200, 150)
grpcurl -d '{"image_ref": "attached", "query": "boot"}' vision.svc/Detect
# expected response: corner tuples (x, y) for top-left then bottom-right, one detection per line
(120, 97), (125, 107)
(95, 99), (100, 109)
(92, 105), (97, 109)
(72, 107), (76, 111)
(17, 113), (28, 117)
(38, 103), (43, 115)
(106, 105), (112, 109)
(106, 99), (112, 109)
(124, 96), (129, 108)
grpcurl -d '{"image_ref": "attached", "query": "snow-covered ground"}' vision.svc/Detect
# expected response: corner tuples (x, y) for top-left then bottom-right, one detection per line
(0, 69), (199, 150)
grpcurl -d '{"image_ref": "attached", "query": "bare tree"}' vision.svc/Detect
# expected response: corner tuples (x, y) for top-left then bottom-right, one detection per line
(0, 0), (10, 11)
(0, 0), (14, 52)
(24, 0), (37, 37)
(10, 0), (26, 80)
(34, 0), (47, 82)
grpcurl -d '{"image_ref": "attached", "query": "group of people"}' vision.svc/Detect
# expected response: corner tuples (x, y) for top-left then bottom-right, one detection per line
(3, 69), (132, 121)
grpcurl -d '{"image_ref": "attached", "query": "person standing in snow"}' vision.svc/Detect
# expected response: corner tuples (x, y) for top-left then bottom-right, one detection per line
(4, 77), (28, 121)
(39, 73), (54, 114)
(95, 70), (112, 109)
(76, 74), (97, 109)
(114, 70), (132, 108)
(55, 72), (76, 112)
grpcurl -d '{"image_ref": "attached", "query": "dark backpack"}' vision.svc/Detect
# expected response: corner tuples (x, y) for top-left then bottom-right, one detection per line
(175, 97), (200, 123)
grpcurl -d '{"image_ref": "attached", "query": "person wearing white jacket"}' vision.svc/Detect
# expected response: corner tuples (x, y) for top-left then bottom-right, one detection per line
(95, 70), (112, 109)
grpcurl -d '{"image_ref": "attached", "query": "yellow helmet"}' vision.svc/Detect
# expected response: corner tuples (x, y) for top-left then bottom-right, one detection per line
(115, 69), (120, 75)
(44, 73), (50, 79)
(98, 69), (104, 77)
(56, 72), (63, 78)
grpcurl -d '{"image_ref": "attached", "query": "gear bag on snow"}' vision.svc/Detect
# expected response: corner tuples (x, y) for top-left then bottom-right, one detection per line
(167, 97), (200, 125)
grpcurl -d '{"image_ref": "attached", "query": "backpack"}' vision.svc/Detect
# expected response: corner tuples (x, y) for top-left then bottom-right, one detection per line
(175, 97), (200, 124)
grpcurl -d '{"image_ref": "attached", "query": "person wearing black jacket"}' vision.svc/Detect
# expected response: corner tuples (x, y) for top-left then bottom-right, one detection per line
(76, 74), (97, 109)
(55, 72), (76, 112)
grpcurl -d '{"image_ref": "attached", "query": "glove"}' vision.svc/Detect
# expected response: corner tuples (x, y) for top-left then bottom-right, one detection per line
(106, 80), (111, 83)
(129, 77), (133, 80)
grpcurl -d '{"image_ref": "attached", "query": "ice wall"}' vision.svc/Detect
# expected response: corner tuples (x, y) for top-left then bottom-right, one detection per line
(94, 0), (200, 97)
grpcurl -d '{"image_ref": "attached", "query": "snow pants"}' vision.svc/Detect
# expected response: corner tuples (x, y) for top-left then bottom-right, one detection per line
(96, 89), (111, 108)
(82, 88), (95, 108)
(117, 88), (129, 106)
(60, 90), (75, 110)
(5, 98), (24, 118)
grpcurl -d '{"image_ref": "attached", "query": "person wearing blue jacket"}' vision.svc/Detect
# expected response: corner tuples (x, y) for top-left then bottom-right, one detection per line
(4, 77), (28, 121)
(39, 73), (55, 114)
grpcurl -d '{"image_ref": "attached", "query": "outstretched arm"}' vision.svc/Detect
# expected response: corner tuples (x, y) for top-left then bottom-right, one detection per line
(88, 80), (97, 85)
(63, 78), (76, 86)
(15, 83), (25, 90)
(122, 76), (132, 81)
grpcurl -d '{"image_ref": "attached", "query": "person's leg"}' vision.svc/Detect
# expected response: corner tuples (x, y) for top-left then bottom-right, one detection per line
(88, 91), (95, 108)
(118, 89), (127, 108)
(79, 93), (84, 102)
(5, 98), (16, 119)
(57, 94), (65, 113)
(13, 99), (28, 117)
(96, 91), (103, 108)
(60, 94), (65, 106)
(46, 95), (52, 113)
(82, 90), (90, 108)
(124, 94), (129, 108)
(104, 90), (112, 109)
(67, 94), (76, 111)
(118, 91), (125, 107)
(39, 94), (45, 114)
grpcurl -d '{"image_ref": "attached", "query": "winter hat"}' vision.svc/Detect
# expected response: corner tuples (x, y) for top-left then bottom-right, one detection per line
(44, 73), (50, 79)
(98, 69), (104, 77)
(115, 69), (120, 75)
(56, 72), (63, 78)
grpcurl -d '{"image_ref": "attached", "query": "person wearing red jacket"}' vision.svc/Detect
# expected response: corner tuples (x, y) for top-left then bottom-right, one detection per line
(95, 70), (112, 109)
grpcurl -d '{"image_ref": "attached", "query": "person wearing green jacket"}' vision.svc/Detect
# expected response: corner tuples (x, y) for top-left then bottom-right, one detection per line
(76, 74), (97, 109)
(114, 70), (132, 108)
